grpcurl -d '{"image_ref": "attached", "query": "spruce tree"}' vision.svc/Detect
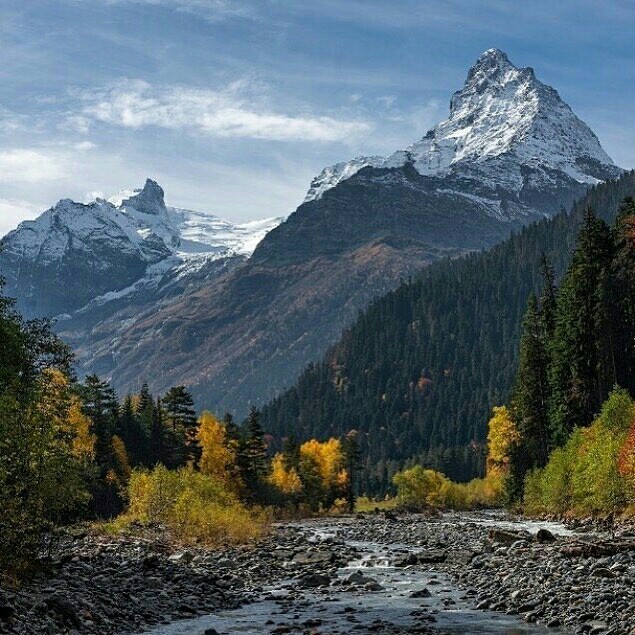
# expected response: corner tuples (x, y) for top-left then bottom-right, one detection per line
(163, 386), (198, 464)
(539, 254), (557, 341)
(342, 430), (361, 512)
(149, 397), (167, 466)
(78, 374), (122, 516)
(609, 198), (635, 392)
(549, 208), (614, 445)
(240, 406), (268, 496)
(118, 394), (147, 466)
(509, 295), (551, 500)
(137, 382), (155, 446)
(79, 374), (118, 465)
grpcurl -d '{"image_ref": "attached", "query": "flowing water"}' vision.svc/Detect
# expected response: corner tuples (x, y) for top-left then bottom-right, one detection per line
(143, 513), (569, 635)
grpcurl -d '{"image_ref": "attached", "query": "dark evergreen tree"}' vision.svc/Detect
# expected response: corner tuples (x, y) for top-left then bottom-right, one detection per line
(223, 412), (241, 446)
(539, 254), (557, 341)
(282, 434), (301, 471)
(77, 374), (122, 516)
(136, 382), (154, 441)
(117, 394), (147, 466)
(148, 397), (167, 466)
(609, 198), (635, 393)
(342, 430), (361, 512)
(239, 406), (268, 497)
(163, 386), (198, 464)
(548, 209), (614, 445)
(508, 295), (551, 500)
(79, 375), (118, 465)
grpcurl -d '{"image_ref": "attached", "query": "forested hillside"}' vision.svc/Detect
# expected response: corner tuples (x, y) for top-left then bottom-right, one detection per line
(261, 171), (635, 495)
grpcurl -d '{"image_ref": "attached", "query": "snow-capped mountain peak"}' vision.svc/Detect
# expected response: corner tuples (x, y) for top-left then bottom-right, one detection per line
(120, 178), (166, 215)
(304, 48), (620, 204)
(0, 179), (284, 318)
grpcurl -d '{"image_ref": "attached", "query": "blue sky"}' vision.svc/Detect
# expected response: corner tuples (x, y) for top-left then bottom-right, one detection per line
(1, 0), (635, 235)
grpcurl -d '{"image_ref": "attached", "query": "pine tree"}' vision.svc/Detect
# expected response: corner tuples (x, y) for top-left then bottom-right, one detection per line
(137, 382), (154, 441)
(342, 430), (360, 512)
(79, 374), (118, 465)
(163, 386), (198, 464)
(539, 254), (557, 341)
(77, 374), (123, 516)
(240, 406), (269, 496)
(148, 397), (167, 466)
(609, 198), (635, 393)
(549, 208), (614, 445)
(117, 394), (146, 465)
(509, 295), (551, 500)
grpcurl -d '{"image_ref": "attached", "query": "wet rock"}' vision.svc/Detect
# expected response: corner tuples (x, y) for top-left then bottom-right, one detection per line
(591, 567), (616, 578)
(411, 587), (432, 598)
(299, 573), (331, 588)
(168, 550), (194, 564)
(488, 529), (530, 544)
(535, 528), (557, 543)
(293, 550), (333, 565)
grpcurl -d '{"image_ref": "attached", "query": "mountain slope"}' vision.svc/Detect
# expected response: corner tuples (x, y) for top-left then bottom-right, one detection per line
(306, 49), (620, 217)
(261, 171), (635, 494)
(0, 179), (282, 320)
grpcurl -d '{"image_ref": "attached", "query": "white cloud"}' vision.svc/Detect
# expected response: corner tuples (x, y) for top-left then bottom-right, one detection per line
(74, 140), (97, 151)
(0, 149), (66, 183)
(0, 198), (42, 237)
(103, 0), (255, 22)
(79, 79), (371, 143)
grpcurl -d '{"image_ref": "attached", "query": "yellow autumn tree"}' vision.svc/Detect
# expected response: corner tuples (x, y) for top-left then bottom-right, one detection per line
(486, 405), (520, 476)
(299, 438), (348, 510)
(197, 411), (238, 488)
(300, 438), (345, 489)
(268, 453), (303, 495)
(67, 396), (96, 461)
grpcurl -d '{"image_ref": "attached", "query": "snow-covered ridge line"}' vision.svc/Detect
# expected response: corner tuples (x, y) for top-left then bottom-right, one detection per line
(2, 178), (284, 262)
(304, 48), (620, 205)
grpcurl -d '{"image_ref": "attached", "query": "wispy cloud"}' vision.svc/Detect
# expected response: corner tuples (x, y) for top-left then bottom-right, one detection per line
(102, 0), (256, 22)
(78, 79), (371, 142)
(0, 198), (43, 237)
(0, 149), (66, 183)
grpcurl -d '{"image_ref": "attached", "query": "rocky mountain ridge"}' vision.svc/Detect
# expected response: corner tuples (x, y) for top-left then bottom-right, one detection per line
(0, 179), (283, 319)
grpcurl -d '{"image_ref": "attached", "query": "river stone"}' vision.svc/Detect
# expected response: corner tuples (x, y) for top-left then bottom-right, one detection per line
(536, 528), (557, 543)
(168, 551), (194, 564)
(488, 529), (530, 544)
(293, 550), (333, 565)
(590, 567), (616, 578)
(299, 573), (331, 588)
(411, 587), (432, 598)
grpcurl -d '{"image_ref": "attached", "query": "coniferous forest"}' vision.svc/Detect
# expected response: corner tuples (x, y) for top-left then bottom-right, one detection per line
(261, 171), (635, 495)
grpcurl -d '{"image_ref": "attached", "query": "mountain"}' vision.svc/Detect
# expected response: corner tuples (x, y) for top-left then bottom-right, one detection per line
(261, 171), (635, 494)
(306, 49), (620, 217)
(0, 49), (621, 415)
(0, 179), (283, 320)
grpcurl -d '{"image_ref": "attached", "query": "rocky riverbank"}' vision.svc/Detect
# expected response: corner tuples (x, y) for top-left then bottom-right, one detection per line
(1, 513), (634, 635)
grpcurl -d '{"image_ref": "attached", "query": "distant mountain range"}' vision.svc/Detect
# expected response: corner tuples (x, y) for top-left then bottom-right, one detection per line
(0, 49), (622, 416)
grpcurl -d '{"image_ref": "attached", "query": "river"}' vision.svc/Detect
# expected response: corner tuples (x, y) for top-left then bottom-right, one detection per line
(143, 512), (575, 635)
